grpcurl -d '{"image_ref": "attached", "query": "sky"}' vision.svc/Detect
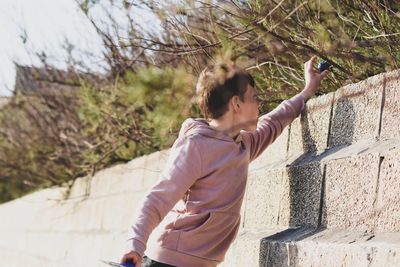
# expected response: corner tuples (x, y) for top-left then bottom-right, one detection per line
(0, 0), (160, 96)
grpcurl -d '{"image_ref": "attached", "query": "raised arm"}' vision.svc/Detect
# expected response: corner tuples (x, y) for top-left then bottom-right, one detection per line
(242, 56), (329, 161)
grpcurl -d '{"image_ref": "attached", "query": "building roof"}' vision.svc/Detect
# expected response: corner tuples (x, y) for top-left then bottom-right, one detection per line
(14, 65), (108, 94)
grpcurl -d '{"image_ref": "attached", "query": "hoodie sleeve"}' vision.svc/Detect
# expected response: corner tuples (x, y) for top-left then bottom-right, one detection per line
(242, 93), (305, 162)
(125, 136), (202, 257)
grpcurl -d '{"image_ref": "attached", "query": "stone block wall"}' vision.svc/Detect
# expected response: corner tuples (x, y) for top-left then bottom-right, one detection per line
(222, 69), (400, 266)
(0, 151), (170, 267)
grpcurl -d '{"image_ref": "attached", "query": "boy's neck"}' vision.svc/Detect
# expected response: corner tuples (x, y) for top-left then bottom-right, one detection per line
(209, 116), (240, 139)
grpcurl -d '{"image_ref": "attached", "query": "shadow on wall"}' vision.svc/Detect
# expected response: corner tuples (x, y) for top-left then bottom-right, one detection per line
(262, 97), (355, 266)
(329, 98), (357, 147)
(288, 97), (355, 228)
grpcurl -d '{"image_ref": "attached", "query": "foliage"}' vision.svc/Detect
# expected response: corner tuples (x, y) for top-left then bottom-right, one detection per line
(0, 67), (196, 203)
(77, 66), (196, 170)
(78, 0), (400, 108)
(0, 90), (85, 202)
(153, 0), (400, 109)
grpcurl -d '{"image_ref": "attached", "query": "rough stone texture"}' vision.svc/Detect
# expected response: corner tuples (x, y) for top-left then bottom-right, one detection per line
(243, 169), (284, 228)
(249, 128), (289, 171)
(324, 153), (380, 232)
(329, 74), (384, 147)
(278, 161), (323, 227)
(375, 148), (400, 232)
(244, 160), (323, 229)
(220, 228), (284, 267)
(261, 227), (317, 266)
(260, 228), (400, 267)
(288, 92), (334, 157)
(381, 69), (400, 139)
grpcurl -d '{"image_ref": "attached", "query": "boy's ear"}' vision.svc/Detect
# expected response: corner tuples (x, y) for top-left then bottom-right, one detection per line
(231, 96), (241, 112)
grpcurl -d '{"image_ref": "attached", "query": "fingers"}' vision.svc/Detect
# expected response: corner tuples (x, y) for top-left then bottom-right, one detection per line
(304, 56), (317, 71)
(120, 254), (127, 263)
(320, 69), (330, 78)
(121, 254), (128, 264)
(309, 55), (317, 64)
(305, 56), (331, 78)
(133, 254), (142, 264)
(121, 251), (141, 265)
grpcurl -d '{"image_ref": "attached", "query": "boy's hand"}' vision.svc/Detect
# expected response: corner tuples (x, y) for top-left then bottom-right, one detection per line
(120, 251), (141, 266)
(301, 56), (330, 100)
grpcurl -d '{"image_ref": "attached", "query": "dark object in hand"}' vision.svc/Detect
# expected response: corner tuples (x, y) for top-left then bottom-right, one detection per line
(101, 260), (135, 267)
(317, 61), (331, 73)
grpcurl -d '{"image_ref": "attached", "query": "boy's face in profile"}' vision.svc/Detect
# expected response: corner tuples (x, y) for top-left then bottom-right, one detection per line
(236, 85), (260, 132)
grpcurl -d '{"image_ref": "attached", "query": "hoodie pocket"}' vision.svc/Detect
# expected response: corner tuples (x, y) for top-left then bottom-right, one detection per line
(177, 211), (240, 261)
(159, 212), (212, 251)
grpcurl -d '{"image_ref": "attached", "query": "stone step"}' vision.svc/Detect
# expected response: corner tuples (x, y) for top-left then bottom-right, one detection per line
(220, 228), (286, 267)
(261, 227), (400, 267)
(244, 140), (400, 233)
(221, 227), (400, 267)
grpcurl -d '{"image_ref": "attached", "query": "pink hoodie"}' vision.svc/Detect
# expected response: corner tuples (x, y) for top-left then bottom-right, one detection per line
(126, 94), (305, 267)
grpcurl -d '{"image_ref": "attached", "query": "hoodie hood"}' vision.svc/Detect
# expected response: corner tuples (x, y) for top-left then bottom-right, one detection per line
(178, 118), (242, 143)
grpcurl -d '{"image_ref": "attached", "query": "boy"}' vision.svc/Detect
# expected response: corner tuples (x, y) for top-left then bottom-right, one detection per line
(121, 56), (329, 267)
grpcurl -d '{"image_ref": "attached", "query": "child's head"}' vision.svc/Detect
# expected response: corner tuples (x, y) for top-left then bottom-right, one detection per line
(195, 63), (260, 131)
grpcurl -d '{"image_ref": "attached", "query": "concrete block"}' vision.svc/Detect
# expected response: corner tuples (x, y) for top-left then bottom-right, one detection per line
(21, 232), (67, 261)
(99, 231), (128, 262)
(0, 231), (69, 263)
(329, 74), (384, 147)
(87, 169), (113, 198)
(47, 198), (109, 232)
(71, 198), (104, 231)
(0, 231), (26, 257)
(57, 232), (108, 266)
(0, 246), (52, 267)
(117, 161), (147, 193)
(65, 175), (91, 199)
(0, 187), (73, 232)
(90, 160), (145, 198)
(243, 169), (284, 228)
(0, 196), (40, 231)
(249, 128), (289, 171)
(260, 228), (400, 267)
(220, 228), (284, 267)
(288, 92), (334, 156)
(100, 192), (147, 231)
(375, 148), (400, 232)
(324, 153), (380, 232)
(143, 150), (169, 188)
(381, 69), (400, 139)
(278, 161), (323, 227)
(245, 160), (323, 229)
(261, 227), (318, 266)
(44, 199), (84, 232)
